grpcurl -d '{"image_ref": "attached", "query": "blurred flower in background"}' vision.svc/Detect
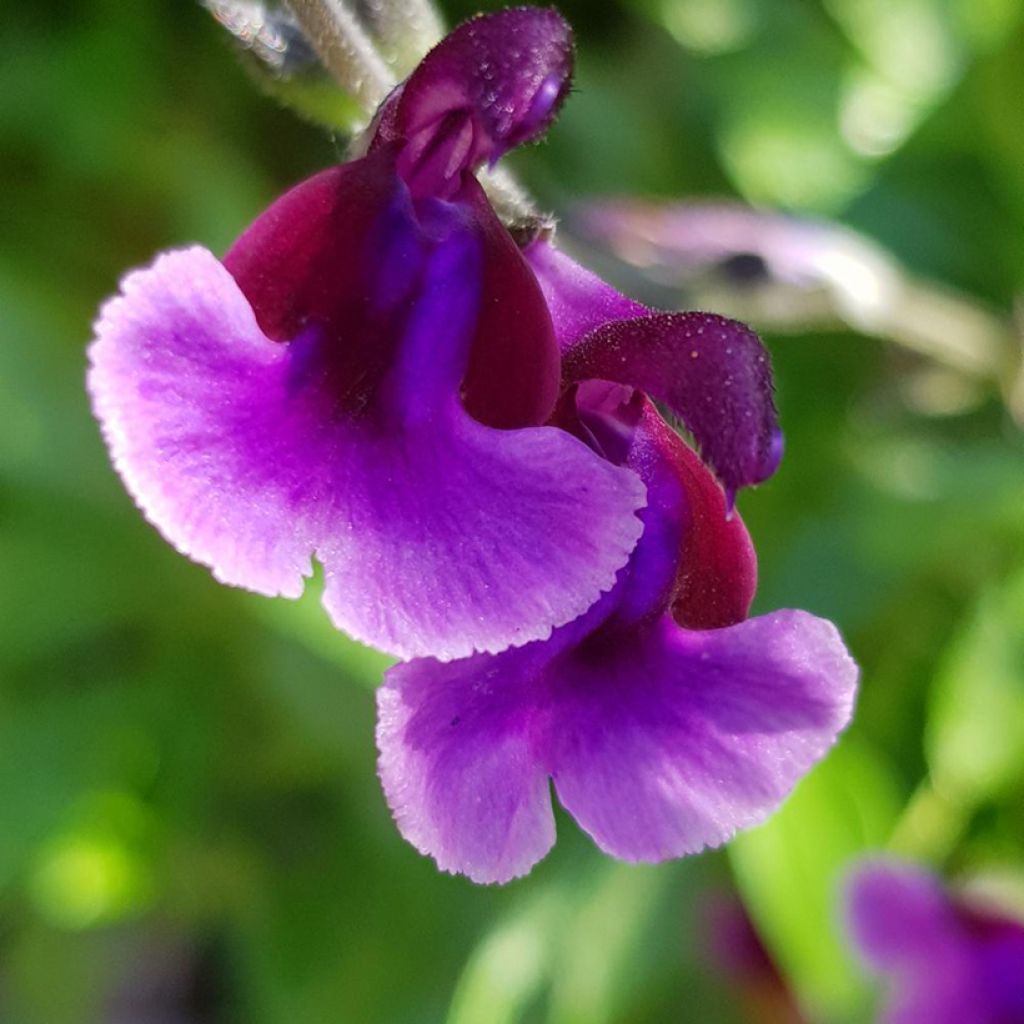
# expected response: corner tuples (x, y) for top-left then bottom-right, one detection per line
(703, 889), (806, 1024)
(845, 859), (1024, 1023)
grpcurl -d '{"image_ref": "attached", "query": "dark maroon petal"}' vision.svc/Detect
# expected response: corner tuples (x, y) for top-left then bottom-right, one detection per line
(561, 386), (756, 630)
(378, 7), (573, 197)
(563, 312), (783, 502)
(225, 152), (559, 428)
(662, 421), (757, 629)
(224, 147), (415, 415)
(457, 177), (560, 428)
(617, 396), (757, 630)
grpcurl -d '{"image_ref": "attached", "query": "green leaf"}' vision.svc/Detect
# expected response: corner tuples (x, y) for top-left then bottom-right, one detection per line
(926, 563), (1024, 805)
(446, 862), (672, 1024)
(545, 864), (668, 1024)
(729, 739), (901, 1020)
(447, 888), (567, 1024)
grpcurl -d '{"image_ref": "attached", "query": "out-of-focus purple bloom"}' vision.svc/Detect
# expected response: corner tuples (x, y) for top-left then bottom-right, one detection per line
(377, 380), (857, 883)
(87, 8), (648, 661)
(572, 199), (1016, 411)
(846, 860), (1024, 1024)
(576, 200), (895, 304)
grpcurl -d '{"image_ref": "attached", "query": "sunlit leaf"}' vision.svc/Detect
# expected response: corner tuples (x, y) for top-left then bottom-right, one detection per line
(926, 563), (1024, 804)
(447, 889), (567, 1024)
(729, 739), (901, 1019)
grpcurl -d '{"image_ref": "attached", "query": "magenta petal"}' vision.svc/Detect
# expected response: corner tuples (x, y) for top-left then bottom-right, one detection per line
(88, 246), (646, 660)
(546, 611), (856, 861)
(386, 7), (573, 194)
(526, 240), (647, 351)
(378, 650), (556, 884)
(457, 178), (560, 428)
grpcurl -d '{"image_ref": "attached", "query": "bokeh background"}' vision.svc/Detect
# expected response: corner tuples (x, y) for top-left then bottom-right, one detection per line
(3, 0), (1024, 1021)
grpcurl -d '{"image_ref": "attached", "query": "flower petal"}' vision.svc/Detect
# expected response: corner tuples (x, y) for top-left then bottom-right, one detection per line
(546, 610), (857, 861)
(976, 923), (1024, 1021)
(226, 155), (559, 429)
(456, 177), (560, 428)
(564, 312), (782, 502)
(663, 419), (757, 629)
(377, 606), (855, 880)
(526, 239), (646, 351)
(224, 150), (406, 355)
(378, 649), (556, 884)
(564, 385), (756, 630)
(88, 245), (646, 660)
(527, 241), (782, 500)
(381, 7), (573, 196)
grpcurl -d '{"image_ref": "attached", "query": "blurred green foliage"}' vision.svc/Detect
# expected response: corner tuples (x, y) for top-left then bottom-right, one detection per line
(2, 1), (1023, 1021)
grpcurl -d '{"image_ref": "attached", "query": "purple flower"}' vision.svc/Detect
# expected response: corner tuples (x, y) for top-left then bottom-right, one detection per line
(375, 121), (856, 881)
(846, 860), (1024, 1024)
(377, 378), (857, 883)
(87, 9), (649, 661)
(88, 3), (859, 882)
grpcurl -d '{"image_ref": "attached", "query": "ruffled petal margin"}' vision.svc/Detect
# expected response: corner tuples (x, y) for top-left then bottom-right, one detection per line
(377, 608), (856, 882)
(378, 645), (556, 884)
(548, 611), (857, 861)
(87, 246), (646, 660)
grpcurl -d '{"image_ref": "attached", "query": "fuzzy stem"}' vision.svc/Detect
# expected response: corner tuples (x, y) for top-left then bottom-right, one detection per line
(285, 0), (395, 114)
(353, 0), (444, 74)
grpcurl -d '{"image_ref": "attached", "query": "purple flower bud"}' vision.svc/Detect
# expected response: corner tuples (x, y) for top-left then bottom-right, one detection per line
(373, 7), (574, 197)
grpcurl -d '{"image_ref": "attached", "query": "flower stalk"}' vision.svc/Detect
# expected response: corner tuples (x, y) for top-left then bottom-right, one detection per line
(284, 0), (395, 115)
